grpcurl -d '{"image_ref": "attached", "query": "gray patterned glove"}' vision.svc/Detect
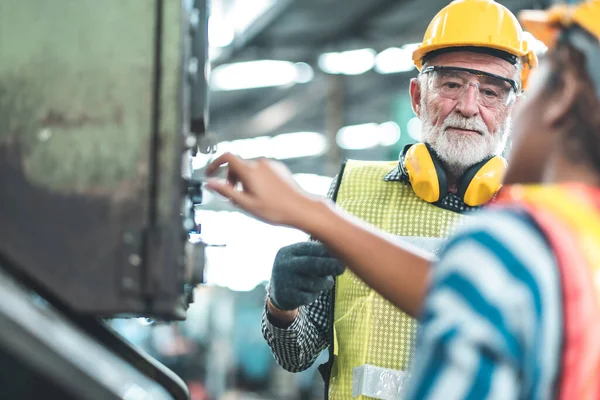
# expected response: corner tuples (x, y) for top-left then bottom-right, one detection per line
(268, 242), (345, 311)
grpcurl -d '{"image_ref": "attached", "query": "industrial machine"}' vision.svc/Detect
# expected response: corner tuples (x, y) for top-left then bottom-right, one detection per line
(0, 0), (211, 398)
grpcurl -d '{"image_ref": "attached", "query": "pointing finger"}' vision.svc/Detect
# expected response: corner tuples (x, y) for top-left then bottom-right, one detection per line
(206, 153), (251, 179)
(205, 178), (256, 211)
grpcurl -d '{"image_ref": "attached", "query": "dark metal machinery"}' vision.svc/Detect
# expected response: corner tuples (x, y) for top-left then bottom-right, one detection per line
(0, 0), (211, 398)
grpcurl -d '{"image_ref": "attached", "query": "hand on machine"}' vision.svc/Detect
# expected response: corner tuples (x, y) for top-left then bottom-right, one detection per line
(204, 152), (318, 228)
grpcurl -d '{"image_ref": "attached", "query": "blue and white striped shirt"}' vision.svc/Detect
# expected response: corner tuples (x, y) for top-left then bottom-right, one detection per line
(406, 208), (563, 400)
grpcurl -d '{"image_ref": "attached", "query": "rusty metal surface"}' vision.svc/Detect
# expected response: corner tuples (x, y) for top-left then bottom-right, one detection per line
(0, 0), (197, 319)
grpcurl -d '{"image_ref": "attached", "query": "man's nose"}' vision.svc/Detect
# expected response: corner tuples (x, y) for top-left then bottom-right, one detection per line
(455, 84), (479, 118)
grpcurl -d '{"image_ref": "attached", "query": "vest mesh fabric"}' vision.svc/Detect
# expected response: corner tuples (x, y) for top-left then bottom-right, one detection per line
(328, 160), (466, 400)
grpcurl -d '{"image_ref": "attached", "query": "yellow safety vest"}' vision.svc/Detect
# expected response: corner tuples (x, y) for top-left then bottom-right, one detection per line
(328, 160), (466, 400)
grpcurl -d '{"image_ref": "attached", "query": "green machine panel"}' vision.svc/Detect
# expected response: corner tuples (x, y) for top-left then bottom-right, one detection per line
(0, 0), (209, 320)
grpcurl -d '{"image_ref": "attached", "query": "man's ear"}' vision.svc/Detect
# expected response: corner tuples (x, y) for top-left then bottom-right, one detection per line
(543, 70), (578, 128)
(409, 78), (422, 117)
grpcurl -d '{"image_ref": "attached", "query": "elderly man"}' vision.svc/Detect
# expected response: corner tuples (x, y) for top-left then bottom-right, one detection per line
(261, 1), (537, 398)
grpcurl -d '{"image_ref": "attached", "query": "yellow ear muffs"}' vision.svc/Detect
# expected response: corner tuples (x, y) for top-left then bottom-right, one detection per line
(403, 143), (506, 206)
(403, 143), (447, 203)
(458, 156), (507, 207)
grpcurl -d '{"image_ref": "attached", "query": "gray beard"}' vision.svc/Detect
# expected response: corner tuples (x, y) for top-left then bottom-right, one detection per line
(419, 100), (510, 179)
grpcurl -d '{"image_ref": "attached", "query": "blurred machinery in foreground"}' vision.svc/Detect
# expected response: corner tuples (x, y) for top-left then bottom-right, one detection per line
(0, 0), (211, 398)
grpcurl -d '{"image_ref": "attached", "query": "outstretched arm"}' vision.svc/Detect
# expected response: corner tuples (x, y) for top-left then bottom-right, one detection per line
(205, 153), (432, 318)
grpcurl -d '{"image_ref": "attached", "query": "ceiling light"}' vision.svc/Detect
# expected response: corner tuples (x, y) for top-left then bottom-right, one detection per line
(336, 121), (401, 150)
(375, 47), (415, 74)
(212, 131), (328, 160)
(211, 60), (313, 91)
(318, 48), (376, 75)
(336, 123), (379, 149)
(377, 121), (402, 146)
(208, 16), (235, 48)
(270, 132), (327, 160)
(294, 62), (314, 83)
(318, 52), (343, 74)
(231, 0), (276, 33)
(401, 43), (421, 53)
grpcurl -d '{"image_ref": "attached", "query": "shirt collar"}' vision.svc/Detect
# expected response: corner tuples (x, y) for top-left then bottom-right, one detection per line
(383, 164), (404, 183)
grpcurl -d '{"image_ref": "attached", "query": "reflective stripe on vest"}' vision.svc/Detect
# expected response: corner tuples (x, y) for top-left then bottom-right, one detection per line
(496, 184), (600, 400)
(329, 160), (466, 400)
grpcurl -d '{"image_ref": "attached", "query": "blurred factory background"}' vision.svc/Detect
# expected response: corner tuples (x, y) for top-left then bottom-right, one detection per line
(111, 0), (549, 399)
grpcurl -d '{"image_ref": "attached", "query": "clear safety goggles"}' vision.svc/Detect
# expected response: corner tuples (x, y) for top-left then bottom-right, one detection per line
(421, 66), (520, 108)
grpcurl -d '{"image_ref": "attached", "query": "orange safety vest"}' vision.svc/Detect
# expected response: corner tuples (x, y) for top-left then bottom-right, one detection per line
(495, 184), (600, 399)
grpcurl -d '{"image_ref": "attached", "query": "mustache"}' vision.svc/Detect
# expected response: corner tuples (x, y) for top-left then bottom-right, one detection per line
(441, 114), (489, 136)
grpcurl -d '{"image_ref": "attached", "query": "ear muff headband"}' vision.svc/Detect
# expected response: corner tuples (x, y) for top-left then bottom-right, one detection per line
(403, 143), (506, 207)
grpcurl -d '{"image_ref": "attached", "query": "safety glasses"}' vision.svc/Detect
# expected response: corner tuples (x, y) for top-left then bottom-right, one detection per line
(421, 66), (520, 108)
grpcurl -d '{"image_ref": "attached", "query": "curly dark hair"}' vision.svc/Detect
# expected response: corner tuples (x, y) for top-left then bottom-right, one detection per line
(545, 28), (600, 173)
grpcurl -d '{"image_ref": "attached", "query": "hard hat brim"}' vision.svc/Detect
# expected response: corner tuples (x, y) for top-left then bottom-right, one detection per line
(412, 42), (534, 70)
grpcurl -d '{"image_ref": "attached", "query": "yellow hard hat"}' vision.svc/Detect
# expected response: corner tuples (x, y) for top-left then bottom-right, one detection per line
(518, 0), (600, 47)
(412, 0), (538, 89)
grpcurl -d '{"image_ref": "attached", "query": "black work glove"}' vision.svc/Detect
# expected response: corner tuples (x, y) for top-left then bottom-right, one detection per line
(268, 242), (345, 311)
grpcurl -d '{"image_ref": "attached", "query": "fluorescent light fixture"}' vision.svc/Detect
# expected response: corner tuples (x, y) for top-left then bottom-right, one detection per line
(340, 49), (376, 75)
(294, 62), (314, 83)
(318, 48), (376, 75)
(318, 52), (341, 74)
(214, 131), (328, 160)
(208, 16), (235, 48)
(270, 132), (327, 160)
(375, 47), (415, 74)
(317, 53), (342, 74)
(407, 117), (422, 141)
(401, 42), (421, 53)
(336, 121), (401, 150)
(211, 60), (314, 91)
(217, 136), (271, 160)
(377, 121), (402, 146)
(231, 0), (276, 33)
(336, 123), (379, 149)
